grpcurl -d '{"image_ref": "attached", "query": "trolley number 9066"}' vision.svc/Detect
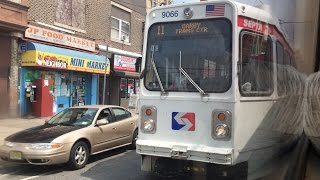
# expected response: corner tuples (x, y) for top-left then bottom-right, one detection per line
(162, 11), (179, 18)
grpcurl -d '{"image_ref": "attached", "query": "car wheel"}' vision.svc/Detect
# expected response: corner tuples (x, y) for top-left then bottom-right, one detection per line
(130, 129), (138, 149)
(68, 141), (89, 170)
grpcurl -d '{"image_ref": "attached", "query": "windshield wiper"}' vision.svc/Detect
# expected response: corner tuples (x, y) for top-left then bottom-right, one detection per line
(57, 122), (73, 126)
(150, 45), (166, 95)
(179, 51), (208, 97)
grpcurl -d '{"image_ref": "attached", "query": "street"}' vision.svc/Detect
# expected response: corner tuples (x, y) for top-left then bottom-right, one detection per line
(305, 148), (320, 180)
(0, 148), (152, 180)
(0, 147), (208, 180)
(0, 145), (300, 180)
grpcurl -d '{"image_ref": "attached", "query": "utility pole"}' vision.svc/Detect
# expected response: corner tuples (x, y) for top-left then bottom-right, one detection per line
(102, 45), (108, 105)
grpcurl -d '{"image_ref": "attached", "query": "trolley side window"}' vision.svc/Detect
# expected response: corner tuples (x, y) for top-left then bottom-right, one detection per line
(239, 32), (273, 96)
(276, 42), (286, 96)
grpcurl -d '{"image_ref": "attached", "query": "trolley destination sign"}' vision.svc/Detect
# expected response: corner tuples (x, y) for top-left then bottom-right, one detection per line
(175, 22), (209, 34)
(155, 20), (212, 36)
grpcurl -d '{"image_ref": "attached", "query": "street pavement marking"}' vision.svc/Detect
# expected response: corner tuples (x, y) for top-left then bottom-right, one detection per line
(20, 170), (60, 180)
(0, 169), (27, 179)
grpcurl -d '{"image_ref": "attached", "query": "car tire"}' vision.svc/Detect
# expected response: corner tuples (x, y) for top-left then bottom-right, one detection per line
(68, 141), (89, 170)
(130, 129), (138, 150)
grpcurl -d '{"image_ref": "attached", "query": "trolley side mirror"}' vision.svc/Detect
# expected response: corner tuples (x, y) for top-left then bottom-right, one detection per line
(139, 69), (146, 79)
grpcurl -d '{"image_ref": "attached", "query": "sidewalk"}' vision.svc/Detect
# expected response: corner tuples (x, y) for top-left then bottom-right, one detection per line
(0, 118), (45, 145)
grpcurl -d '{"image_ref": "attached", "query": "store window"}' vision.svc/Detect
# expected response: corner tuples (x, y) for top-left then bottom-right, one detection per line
(120, 78), (128, 99)
(120, 78), (140, 108)
(135, 80), (140, 94)
(128, 79), (135, 95)
(54, 73), (70, 97)
(72, 75), (86, 107)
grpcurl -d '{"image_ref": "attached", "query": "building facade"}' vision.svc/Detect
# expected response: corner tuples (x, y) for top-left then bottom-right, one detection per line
(16, 0), (146, 117)
(0, 0), (28, 118)
(146, 0), (172, 9)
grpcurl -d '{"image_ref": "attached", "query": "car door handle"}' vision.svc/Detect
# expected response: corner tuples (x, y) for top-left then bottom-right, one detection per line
(112, 127), (117, 130)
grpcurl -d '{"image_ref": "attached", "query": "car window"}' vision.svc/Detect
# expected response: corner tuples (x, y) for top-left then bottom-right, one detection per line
(112, 108), (131, 121)
(48, 108), (98, 126)
(97, 108), (113, 122)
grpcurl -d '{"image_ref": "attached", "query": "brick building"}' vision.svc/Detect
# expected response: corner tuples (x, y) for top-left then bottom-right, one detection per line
(0, 0), (28, 118)
(16, 0), (146, 117)
(146, 0), (172, 9)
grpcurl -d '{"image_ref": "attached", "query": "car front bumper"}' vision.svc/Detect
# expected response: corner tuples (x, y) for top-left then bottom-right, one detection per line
(136, 139), (233, 165)
(0, 143), (73, 165)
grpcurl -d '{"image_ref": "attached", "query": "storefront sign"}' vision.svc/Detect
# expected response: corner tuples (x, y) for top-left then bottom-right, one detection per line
(25, 25), (96, 52)
(114, 54), (136, 72)
(37, 52), (68, 69)
(69, 57), (108, 73)
(22, 50), (110, 74)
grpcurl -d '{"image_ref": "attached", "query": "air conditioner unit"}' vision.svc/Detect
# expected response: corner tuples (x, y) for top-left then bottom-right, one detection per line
(121, 35), (127, 41)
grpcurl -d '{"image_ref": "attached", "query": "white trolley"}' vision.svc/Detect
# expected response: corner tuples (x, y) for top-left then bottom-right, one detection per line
(137, 0), (303, 178)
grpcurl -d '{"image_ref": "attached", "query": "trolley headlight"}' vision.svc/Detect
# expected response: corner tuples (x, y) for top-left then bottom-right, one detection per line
(212, 110), (232, 140)
(214, 124), (229, 137)
(141, 106), (157, 134)
(143, 119), (155, 132)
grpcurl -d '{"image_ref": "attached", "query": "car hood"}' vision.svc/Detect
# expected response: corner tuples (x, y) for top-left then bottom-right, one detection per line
(5, 124), (84, 143)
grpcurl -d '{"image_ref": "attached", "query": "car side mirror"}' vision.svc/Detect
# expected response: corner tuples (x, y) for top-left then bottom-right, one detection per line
(96, 118), (109, 126)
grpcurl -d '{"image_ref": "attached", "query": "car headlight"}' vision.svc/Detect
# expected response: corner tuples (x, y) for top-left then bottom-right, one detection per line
(143, 119), (155, 132)
(4, 141), (14, 147)
(29, 143), (63, 150)
(214, 124), (229, 137)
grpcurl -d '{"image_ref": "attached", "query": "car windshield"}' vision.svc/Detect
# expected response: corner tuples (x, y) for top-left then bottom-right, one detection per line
(47, 108), (98, 126)
(144, 19), (232, 93)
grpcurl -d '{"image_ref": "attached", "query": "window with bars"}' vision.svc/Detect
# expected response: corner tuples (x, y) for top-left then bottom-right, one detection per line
(152, 0), (158, 7)
(55, 0), (86, 30)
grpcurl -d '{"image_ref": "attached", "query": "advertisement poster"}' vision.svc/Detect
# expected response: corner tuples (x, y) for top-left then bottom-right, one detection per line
(55, 85), (61, 96)
(55, 74), (61, 85)
(60, 85), (68, 96)
(114, 54), (136, 72)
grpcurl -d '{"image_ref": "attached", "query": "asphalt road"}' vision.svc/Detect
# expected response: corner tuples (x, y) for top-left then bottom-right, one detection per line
(0, 146), (309, 180)
(0, 147), (206, 180)
(305, 147), (320, 180)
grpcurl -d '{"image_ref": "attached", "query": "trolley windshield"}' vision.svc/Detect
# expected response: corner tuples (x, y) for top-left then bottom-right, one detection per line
(144, 19), (232, 93)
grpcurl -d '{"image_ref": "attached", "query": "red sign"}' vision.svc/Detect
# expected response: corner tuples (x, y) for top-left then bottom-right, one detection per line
(238, 16), (269, 34)
(114, 55), (136, 72)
